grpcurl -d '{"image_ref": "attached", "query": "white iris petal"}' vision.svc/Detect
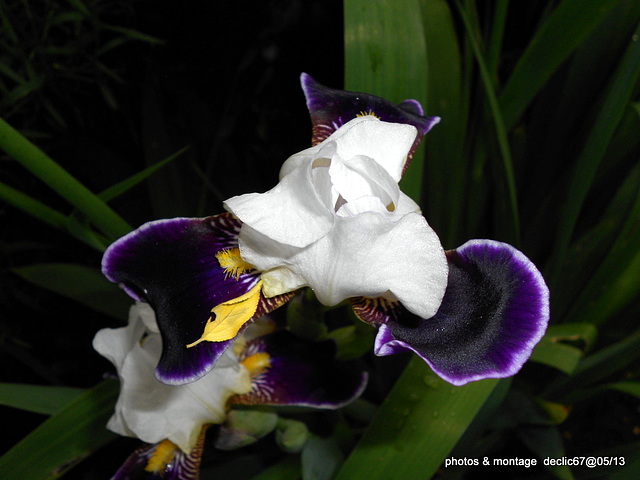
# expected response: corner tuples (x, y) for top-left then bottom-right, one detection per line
(224, 116), (448, 319)
(92, 303), (252, 454)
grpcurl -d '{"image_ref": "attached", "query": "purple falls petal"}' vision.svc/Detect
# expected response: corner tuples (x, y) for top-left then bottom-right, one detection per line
(300, 73), (440, 174)
(112, 429), (207, 480)
(374, 240), (550, 386)
(102, 213), (259, 385)
(231, 331), (368, 408)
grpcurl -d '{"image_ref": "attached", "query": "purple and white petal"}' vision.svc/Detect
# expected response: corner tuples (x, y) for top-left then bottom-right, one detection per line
(300, 73), (440, 174)
(231, 331), (368, 409)
(112, 428), (208, 480)
(374, 240), (549, 386)
(102, 214), (259, 385)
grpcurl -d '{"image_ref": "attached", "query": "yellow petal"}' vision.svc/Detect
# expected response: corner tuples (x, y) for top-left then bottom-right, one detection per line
(187, 281), (263, 348)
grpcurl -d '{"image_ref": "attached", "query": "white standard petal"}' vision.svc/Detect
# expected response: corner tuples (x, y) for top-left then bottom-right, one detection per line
(224, 153), (333, 248)
(245, 212), (448, 318)
(279, 116), (417, 183)
(332, 117), (417, 182)
(94, 307), (252, 454)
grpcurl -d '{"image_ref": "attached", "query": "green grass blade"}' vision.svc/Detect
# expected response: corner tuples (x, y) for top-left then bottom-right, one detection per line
(543, 329), (640, 400)
(250, 456), (300, 480)
(13, 263), (131, 319)
(528, 323), (597, 375)
(420, 0), (468, 247)
(98, 146), (189, 202)
(0, 383), (85, 415)
(548, 20), (640, 286)
(487, 0), (509, 79)
(344, 0), (428, 203)
(0, 180), (69, 229)
(334, 359), (499, 480)
(0, 116), (132, 239)
(603, 381), (640, 400)
(0, 180), (109, 251)
(0, 380), (119, 480)
(454, 0), (520, 245)
(499, 0), (623, 129)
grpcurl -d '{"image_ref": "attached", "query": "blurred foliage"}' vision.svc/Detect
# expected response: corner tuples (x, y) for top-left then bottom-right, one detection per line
(0, 0), (639, 479)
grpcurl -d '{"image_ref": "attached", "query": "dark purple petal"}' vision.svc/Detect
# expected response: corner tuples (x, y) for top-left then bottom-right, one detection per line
(300, 73), (440, 174)
(374, 240), (550, 386)
(231, 331), (368, 408)
(102, 214), (259, 385)
(112, 430), (207, 480)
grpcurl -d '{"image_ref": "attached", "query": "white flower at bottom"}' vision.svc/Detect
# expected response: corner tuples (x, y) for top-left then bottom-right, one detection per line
(92, 303), (252, 453)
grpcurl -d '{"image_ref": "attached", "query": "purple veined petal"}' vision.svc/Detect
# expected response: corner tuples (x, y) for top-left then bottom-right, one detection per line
(372, 240), (550, 386)
(300, 73), (440, 175)
(231, 331), (368, 409)
(102, 213), (291, 385)
(112, 427), (208, 480)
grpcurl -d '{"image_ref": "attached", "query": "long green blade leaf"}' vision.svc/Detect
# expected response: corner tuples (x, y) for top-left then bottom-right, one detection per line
(0, 380), (119, 480)
(335, 359), (499, 480)
(0, 383), (85, 415)
(0, 117), (131, 239)
(499, 0), (623, 129)
(98, 146), (189, 202)
(420, 0), (468, 246)
(344, 0), (428, 203)
(454, 0), (520, 244)
(13, 263), (131, 319)
(0, 180), (69, 229)
(549, 20), (640, 287)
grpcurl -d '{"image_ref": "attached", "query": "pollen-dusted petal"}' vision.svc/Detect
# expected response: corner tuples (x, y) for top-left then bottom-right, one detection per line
(300, 73), (440, 174)
(231, 331), (368, 409)
(102, 214), (281, 385)
(112, 426), (209, 480)
(374, 240), (550, 386)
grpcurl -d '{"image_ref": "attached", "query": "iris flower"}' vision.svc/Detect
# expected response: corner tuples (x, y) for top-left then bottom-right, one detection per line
(96, 304), (366, 479)
(102, 73), (549, 389)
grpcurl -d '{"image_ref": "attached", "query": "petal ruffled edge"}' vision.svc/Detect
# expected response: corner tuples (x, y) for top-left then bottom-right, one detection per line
(371, 240), (550, 386)
(231, 331), (368, 409)
(300, 73), (440, 175)
(102, 214), (292, 385)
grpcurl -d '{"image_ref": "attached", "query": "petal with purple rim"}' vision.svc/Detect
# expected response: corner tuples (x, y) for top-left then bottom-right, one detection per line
(300, 73), (440, 174)
(372, 240), (550, 386)
(101, 213), (290, 385)
(231, 331), (368, 408)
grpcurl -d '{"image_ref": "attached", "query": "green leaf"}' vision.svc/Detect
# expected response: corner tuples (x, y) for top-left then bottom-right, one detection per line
(530, 323), (598, 374)
(562, 170), (640, 326)
(0, 180), (69, 229)
(499, 0), (624, 129)
(250, 456), (301, 480)
(344, 0), (428, 203)
(302, 435), (344, 480)
(420, 0), (468, 246)
(603, 381), (640, 400)
(0, 383), (85, 415)
(0, 380), (119, 480)
(453, 0), (520, 245)
(517, 426), (574, 480)
(13, 263), (131, 319)
(334, 359), (499, 480)
(0, 116), (132, 240)
(544, 329), (640, 399)
(98, 146), (189, 203)
(548, 19), (640, 285)
(104, 25), (165, 45)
